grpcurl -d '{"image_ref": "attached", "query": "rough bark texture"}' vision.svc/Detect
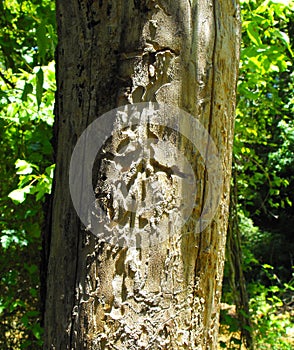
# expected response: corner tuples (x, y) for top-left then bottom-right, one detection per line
(44, 0), (241, 349)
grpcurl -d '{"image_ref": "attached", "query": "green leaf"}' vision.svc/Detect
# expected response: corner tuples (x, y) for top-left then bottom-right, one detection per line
(247, 22), (262, 46)
(29, 288), (38, 298)
(32, 323), (44, 340)
(35, 186), (47, 201)
(24, 263), (38, 275)
(36, 23), (47, 64)
(36, 67), (44, 108)
(21, 82), (33, 102)
(263, 264), (274, 270)
(15, 159), (34, 175)
(277, 31), (294, 57)
(0, 230), (28, 249)
(45, 164), (55, 178)
(6, 102), (19, 120)
(8, 186), (31, 204)
(0, 305), (5, 315)
(1, 235), (13, 249)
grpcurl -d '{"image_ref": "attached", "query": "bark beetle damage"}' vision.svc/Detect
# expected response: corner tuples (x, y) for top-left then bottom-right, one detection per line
(44, 0), (241, 348)
(94, 123), (192, 243)
(117, 47), (180, 104)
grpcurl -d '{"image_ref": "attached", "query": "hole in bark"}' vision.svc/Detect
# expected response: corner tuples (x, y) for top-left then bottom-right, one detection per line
(117, 136), (131, 154)
(141, 180), (146, 201)
(132, 86), (145, 103)
(107, 3), (112, 16)
(139, 217), (148, 228)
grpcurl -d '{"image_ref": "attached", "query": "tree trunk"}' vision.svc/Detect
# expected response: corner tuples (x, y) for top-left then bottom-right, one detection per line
(44, 0), (240, 349)
(226, 166), (254, 349)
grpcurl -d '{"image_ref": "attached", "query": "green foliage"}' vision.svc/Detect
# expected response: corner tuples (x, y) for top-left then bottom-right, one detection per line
(222, 212), (294, 349)
(235, 0), (294, 269)
(221, 0), (294, 348)
(0, 0), (56, 347)
(236, 0), (294, 217)
(0, 61), (55, 348)
(241, 216), (294, 349)
(249, 265), (294, 349)
(0, 0), (56, 71)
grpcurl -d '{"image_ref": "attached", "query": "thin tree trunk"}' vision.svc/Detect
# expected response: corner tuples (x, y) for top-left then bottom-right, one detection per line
(227, 166), (254, 349)
(44, 1), (241, 348)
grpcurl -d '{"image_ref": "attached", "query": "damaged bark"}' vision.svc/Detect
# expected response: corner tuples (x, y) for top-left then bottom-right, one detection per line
(44, 0), (241, 348)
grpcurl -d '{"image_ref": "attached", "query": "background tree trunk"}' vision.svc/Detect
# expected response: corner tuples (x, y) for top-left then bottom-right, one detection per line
(226, 166), (254, 349)
(44, 0), (240, 348)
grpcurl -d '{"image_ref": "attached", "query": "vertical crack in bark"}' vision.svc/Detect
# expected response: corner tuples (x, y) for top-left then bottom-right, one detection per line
(69, 3), (95, 345)
(201, 0), (218, 235)
(192, 0), (218, 345)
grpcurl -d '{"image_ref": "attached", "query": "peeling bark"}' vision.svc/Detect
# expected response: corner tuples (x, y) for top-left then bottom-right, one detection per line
(44, 0), (241, 349)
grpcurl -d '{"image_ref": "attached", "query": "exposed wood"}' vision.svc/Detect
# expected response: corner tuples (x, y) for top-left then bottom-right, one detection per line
(44, 1), (241, 348)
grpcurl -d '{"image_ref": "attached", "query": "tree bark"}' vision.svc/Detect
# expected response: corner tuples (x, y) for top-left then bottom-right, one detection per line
(44, 0), (241, 348)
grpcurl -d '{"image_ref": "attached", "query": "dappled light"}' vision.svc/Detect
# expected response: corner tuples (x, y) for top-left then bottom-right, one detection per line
(0, 0), (293, 349)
